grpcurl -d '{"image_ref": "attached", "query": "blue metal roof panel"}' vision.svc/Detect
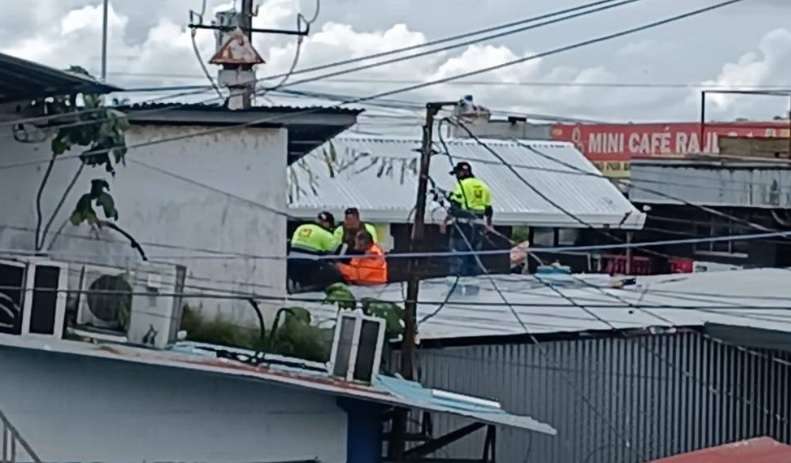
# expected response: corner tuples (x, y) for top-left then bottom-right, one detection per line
(288, 136), (645, 228)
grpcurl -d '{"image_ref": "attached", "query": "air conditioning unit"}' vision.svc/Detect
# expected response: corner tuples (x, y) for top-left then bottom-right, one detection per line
(0, 258), (68, 339)
(329, 310), (386, 384)
(74, 262), (186, 349)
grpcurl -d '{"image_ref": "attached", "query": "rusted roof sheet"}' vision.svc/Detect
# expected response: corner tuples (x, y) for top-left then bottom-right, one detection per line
(650, 437), (791, 463)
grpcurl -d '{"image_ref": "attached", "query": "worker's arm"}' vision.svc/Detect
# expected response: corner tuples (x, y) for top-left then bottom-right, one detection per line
(483, 186), (493, 226)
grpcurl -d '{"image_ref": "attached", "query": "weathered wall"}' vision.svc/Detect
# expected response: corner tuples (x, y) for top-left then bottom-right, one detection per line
(0, 124), (287, 325)
(0, 345), (348, 463)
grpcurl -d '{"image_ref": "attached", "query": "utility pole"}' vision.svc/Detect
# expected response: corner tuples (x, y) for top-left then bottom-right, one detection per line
(190, 1), (309, 110)
(391, 101), (456, 462)
(101, 0), (109, 81)
(240, 0), (255, 108)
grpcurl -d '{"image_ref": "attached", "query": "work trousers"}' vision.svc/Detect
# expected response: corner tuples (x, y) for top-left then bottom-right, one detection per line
(287, 251), (344, 292)
(449, 222), (486, 277)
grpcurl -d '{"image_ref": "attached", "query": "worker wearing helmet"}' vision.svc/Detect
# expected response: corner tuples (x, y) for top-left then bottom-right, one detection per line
(288, 211), (343, 292)
(447, 161), (493, 276)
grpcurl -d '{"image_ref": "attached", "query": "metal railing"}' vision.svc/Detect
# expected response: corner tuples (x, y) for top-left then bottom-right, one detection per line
(0, 410), (40, 463)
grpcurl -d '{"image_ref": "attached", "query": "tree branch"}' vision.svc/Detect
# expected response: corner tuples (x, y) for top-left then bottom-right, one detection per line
(34, 154), (57, 250)
(96, 220), (148, 261)
(40, 162), (85, 250)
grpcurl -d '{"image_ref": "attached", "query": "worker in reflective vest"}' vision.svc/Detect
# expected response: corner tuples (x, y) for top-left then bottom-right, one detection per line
(334, 207), (379, 253)
(447, 161), (493, 276)
(290, 211), (339, 254)
(288, 211), (343, 292)
(337, 230), (388, 285)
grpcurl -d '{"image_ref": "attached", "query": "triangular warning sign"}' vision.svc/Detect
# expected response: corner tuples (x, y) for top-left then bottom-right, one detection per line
(210, 27), (265, 66)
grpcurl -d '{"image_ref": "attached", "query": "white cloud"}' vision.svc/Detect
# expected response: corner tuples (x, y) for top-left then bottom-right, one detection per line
(699, 28), (791, 119)
(3, 0), (785, 124)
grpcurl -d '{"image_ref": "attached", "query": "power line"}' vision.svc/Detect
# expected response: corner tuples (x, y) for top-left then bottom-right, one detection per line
(0, 0), (625, 131)
(0, 0), (746, 173)
(264, 0), (644, 91)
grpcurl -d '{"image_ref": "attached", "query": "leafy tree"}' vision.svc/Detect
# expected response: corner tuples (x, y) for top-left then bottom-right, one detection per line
(28, 67), (135, 254)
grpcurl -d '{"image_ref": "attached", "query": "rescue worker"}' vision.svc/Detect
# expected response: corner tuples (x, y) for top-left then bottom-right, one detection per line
(290, 211), (339, 254)
(336, 230), (388, 285)
(447, 161), (493, 276)
(334, 207), (378, 253)
(287, 211), (343, 292)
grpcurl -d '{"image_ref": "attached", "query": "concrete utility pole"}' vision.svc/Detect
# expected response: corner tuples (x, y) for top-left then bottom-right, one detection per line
(101, 0), (109, 81)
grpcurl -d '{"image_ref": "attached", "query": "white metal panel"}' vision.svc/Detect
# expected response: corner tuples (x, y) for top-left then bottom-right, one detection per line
(301, 269), (791, 341)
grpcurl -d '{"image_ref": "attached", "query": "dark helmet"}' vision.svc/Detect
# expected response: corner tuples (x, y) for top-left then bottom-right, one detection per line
(317, 211), (335, 229)
(449, 161), (473, 176)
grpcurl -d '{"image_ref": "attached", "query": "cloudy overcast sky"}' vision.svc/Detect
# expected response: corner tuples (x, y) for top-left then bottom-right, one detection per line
(3, 0), (790, 128)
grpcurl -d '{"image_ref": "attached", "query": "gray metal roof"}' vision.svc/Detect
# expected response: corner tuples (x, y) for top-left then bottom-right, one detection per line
(630, 160), (791, 208)
(124, 103), (362, 165)
(300, 268), (791, 341)
(288, 136), (646, 228)
(0, 335), (555, 435)
(0, 53), (119, 103)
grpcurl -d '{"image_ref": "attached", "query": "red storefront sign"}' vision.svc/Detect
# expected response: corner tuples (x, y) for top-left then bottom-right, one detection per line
(551, 122), (790, 178)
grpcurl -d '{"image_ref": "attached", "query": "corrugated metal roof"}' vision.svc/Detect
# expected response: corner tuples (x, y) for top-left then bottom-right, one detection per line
(123, 103), (361, 164)
(0, 53), (119, 103)
(288, 136), (646, 228)
(630, 160), (791, 208)
(300, 268), (791, 341)
(0, 335), (555, 435)
(649, 437), (791, 463)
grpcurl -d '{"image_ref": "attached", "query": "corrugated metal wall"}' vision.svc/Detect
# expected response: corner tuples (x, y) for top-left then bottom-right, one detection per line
(409, 330), (791, 462)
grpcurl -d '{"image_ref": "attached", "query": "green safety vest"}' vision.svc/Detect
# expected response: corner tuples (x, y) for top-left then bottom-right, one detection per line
(290, 224), (338, 253)
(451, 177), (492, 213)
(334, 223), (379, 246)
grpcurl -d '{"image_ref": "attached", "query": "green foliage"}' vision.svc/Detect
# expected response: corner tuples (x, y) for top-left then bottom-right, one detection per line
(512, 226), (530, 243)
(324, 283), (356, 310)
(361, 297), (404, 339)
(324, 283), (405, 340)
(69, 179), (118, 225)
(37, 68), (130, 229)
(181, 305), (260, 349)
(180, 305), (331, 362)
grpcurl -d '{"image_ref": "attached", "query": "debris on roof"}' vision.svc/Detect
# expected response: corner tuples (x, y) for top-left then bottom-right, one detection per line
(288, 136), (646, 227)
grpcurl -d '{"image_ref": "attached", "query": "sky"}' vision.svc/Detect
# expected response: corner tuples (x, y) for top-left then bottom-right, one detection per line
(2, 0), (791, 131)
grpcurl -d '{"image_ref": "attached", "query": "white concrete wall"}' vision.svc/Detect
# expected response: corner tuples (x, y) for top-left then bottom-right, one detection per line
(0, 345), (348, 463)
(0, 124), (288, 325)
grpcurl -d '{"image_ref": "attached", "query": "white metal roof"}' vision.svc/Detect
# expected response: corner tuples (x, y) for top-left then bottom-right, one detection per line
(0, 335), (555, 435)
(300, 268), (791, 341)
(288, 136), (646, 228)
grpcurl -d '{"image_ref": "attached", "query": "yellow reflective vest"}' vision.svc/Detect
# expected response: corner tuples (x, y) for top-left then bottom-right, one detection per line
(290, 224), (338, 253)
(334, 223), (379, 247)
(451, 177), (492, 213)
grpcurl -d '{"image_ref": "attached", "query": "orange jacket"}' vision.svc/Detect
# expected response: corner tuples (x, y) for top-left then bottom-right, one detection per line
(337, 244), (388, 285)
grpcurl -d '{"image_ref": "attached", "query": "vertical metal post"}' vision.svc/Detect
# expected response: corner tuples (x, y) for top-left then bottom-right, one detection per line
(101, 0), (109, 81)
